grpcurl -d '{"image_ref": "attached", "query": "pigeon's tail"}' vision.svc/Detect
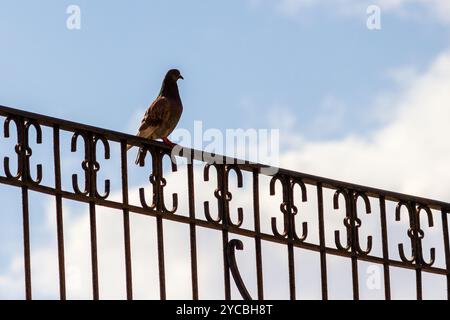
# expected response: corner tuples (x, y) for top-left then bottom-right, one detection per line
(134, 148), (146, 165)
(125, 144), (144, 165)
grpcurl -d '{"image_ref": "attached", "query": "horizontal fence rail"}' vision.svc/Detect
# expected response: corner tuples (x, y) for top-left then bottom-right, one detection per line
(0, 104), (449, 300)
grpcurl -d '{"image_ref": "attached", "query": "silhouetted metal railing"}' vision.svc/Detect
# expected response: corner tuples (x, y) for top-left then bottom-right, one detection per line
(0, 104), (449, 300)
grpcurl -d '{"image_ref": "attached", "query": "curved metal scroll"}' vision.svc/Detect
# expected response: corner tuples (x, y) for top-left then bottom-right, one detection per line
(270, 175), (308, 241)
(226, 239), (252, 300)
(203, 164), (244, 227)
(71, 131), (110, 199)
(396, 201), (435, 266)
(203, 163), (223, 223)
(354, 192), (372, 254)
(333, 189), (352, 251)
(3, 116), (43, 184)
(333, 189), (372, 255)
(139, 147), (178, 213)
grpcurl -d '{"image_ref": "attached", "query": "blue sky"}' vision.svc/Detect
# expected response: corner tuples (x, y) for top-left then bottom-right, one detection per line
(1, 0), (449, 141)
(1, 0), (450, 299)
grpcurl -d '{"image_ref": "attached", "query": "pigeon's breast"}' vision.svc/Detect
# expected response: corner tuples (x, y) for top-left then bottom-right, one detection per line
(161, 99), (183, 137)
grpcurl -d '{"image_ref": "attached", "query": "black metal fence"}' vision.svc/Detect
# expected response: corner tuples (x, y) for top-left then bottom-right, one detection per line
(0, 104), (449, 300)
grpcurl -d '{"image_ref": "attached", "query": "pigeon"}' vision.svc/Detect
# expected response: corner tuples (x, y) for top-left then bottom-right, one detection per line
(127, 69), (184, 164)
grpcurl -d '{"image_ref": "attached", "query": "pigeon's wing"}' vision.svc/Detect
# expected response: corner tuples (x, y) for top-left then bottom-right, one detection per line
(137, 96), (170, 137)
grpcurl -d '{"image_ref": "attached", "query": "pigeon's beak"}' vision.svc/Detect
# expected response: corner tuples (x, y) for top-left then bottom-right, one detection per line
(178, 75), (184, 80)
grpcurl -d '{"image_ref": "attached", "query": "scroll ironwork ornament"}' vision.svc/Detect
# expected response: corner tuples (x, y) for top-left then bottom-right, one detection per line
(203, 164), (244, 227)
(269, 175), (308, 241)
(226, 239), (252, 300)
(333, 189), (372, 255)
(395, 202), (435, 266)
(138, 147), (178, 213)
(3, 116), (43, 184)
(71, 132), (110, 199)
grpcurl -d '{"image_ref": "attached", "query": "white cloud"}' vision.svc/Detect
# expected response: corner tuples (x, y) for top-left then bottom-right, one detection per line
(280, 50), (450, 200)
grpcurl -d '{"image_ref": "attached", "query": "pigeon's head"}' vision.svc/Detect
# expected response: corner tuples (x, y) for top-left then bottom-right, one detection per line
(166, 69), (184, 82)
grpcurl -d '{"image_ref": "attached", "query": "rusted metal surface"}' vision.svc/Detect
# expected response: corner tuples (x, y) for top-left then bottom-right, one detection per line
(1, 104), (450, 300)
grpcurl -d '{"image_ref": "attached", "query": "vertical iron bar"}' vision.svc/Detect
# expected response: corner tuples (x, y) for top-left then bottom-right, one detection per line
(155, 152), (166, 300)
(252, 169), (264, 300)
(441, 209), (450, 300)
(53, 126), (66, 300)
(416, 269), (422, 300)
(21, 187), (32, 300)
(156, 216), (166, 299)
(316, 183), (328, 300)
(221, 165), (231, 300)
(120, 140), (133, 300)
(20, 118), (32, 300)
(349, 190), (359, 300)
(88, 133), (99, 300)
(287, 178), (296, 300)
(187, 158), (199, 300)
(223, 230), (231, 299)
(288, 243), (296, 300)
(413, 201), (422, 300)
(89, 202), (99, 300)
(379, 196), (391, 300)
(351, 255), (359, 300)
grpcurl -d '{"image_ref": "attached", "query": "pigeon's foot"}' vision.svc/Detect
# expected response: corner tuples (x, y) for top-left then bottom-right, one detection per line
(162, 137), (176, 148)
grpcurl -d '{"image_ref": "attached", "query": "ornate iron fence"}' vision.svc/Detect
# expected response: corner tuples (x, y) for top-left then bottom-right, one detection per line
(0, 104), (449, 300)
